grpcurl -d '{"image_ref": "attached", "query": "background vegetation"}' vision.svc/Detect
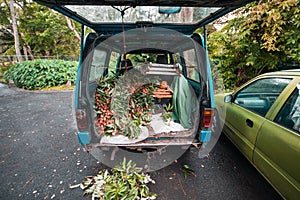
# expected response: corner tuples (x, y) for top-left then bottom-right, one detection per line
(0, 0), (81, 59)
(208, 0), (300, 89)
(4, 59), (77, 90)
(1, 0), (299, 90)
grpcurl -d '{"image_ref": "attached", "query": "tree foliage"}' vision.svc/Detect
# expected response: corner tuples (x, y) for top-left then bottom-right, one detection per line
(0, 0), (14, 53)
(208, 0), (300, 89)
(19, 3), (80, 57)
(0, 1), (81, 58)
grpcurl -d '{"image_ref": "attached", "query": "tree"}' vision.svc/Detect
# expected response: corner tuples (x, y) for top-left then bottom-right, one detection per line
(0, 0), (13, 54)
(19, 3), (81, 58)
(9, 0), (23, 62)
(208, 0), (300, 89)
(64, 16), (81, 42)
(0, 1), (81, 60)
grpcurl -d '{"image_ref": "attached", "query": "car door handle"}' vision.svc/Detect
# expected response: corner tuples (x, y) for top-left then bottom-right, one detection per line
(246, 119), (254, 128)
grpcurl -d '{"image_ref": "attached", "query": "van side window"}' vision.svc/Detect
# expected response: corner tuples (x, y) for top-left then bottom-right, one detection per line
(90, 48), (107, 81)
(108, 51), (119, 75)
(183, 49), (200, 82)
(275, 89), (300, 133)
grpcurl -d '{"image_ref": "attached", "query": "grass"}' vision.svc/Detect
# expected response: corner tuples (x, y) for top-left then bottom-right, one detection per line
(40, 85), (75, 91)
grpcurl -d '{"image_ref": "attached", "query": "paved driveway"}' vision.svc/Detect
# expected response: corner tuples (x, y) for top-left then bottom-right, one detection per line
(0, 85), (282, 200)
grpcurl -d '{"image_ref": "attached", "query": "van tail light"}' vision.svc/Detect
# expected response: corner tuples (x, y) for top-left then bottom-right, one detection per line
(201, 108), (214, 129)
(76, 109), (89, 131)
(200, 108), (214, 142)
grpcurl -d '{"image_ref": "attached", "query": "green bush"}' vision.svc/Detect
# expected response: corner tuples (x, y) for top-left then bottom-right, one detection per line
(4, 59), (78, 90)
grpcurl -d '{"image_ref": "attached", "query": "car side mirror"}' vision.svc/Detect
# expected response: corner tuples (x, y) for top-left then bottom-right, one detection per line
(224, 94), (233, 103)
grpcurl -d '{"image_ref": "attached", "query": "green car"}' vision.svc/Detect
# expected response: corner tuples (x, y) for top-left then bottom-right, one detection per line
(215, 70), (300, 200)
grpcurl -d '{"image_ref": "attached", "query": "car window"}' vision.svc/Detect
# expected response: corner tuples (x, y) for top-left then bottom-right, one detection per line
(275, 88), (300, 134)
(108, 51), (119, 75)
(128, 53), (152, 65)
(183, 49), (200, 82)
(234, 78), (291, 116)
(89, 47), (107, 81)
(64, 6), (220, 24)
(172, 53), (182, 65)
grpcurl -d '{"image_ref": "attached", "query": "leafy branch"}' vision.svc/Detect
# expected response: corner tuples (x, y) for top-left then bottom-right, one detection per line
(94, 72), (159, 139)
(80, 159), (157, 200)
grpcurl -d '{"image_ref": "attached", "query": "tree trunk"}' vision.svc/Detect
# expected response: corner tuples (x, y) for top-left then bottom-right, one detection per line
(26, 44), (35, 60)
(64, 16), (81, 42)
(181, 7), (193, 23)
(10, 0), (23, 62)
(23, 45), (28, 60)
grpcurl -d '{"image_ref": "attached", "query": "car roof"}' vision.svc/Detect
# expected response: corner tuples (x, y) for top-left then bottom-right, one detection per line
(259, 70), (300, 78)
(34, 0), (254, 35)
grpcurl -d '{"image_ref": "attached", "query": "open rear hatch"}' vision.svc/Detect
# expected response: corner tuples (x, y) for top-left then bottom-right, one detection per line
(34, 0), (253, 34)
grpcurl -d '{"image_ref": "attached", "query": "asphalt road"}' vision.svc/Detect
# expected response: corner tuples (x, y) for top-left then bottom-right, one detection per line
(0, 84), (282, 200)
